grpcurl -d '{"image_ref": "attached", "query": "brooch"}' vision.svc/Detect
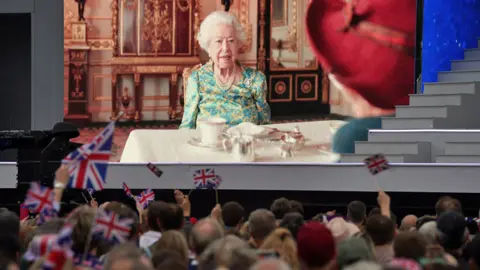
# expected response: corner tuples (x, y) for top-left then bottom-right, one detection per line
(244, 78), (252, 87)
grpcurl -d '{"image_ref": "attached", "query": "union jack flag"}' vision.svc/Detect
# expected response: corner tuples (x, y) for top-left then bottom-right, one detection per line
(364, 154), (390, 175)
(62, 121), (115, 191)
(122, 182), (133, 198)
(93, 208), (133, 244)
(23, 234), (56, 261)
(24, 182), (55, 213)
(193, 168), (221, 189)
(43, 224), (74, 270)
(36, 207), (59, 226)
(74, 254), (103, 270)
(135, 189), (155, 209)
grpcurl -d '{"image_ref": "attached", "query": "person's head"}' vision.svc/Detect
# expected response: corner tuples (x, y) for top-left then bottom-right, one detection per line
(435, 196), (462, 216)
(290, 200), (304, 215)
(326, 217), (360, 244)
(343, 261), (382, 270)
(297, 222), (336, 269)
(368, 208), (397, 227)
(248, 209), (276, 244)
(104, 202), (140, 240)
(418, 221), (438, 245)
(399, 215), (417, 232)
(250, 258), (291, 270)
(0, 255), (18, 270)
(147, 201), (184, 232)
(151, 250), (188, 270)
(104, 242), (153, 270)
(260, 228), (299, 270)
(436, 211), (467, 251)
(393, 231), (427, 260)
(222, 201), (244, 229)
(197, 11), (245, 69)
(189, 218), (224, 256)
(347, 201), (366, 226)
(198, 235), (257, 270)
(65, 205), (97, 255)
(337, 237), (375, 269)
(279, 212), (304, 240)
(468, 234), (480, 270)
(0, 209), (19, 236)
(365, 215), (396, 246)
(153, 230), (189, 263)
(270, 198), (292, 220)
(416, 215), (436, 230)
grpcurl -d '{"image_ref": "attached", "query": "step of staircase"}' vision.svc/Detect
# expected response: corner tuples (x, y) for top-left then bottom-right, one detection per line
(451, 60), (480, 71)
(464, 48), (480, 60)
(368, 130), (480, 162)
(436, 155), (480, 163)
(438, 70), (480, 83)
(381, 117), (448, 129)
(423, 82), (479, 95)
(395, 105), (449, 118)
(409, 93), (467, 106)
(445, 142), (480, 155)
(354, 141), (431, 162)
(340, 154), (421, 163)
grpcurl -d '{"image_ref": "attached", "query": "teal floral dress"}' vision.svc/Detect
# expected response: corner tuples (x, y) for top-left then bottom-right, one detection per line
(179, 62), (271, 129)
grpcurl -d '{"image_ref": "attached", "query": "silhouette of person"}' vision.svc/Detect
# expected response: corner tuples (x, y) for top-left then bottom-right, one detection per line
(74, 0), (87, 21)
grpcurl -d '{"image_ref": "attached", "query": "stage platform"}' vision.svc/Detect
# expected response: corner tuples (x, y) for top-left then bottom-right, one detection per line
(2, 162), (480, 193)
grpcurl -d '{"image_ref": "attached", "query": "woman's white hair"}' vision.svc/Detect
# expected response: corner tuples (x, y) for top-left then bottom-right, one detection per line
(197, 11), (246, 51)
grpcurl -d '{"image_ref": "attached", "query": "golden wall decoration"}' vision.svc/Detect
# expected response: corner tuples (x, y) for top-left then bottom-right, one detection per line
(142, 0), (173, 54)
(231, 0), (253, 53)
(287, 0), (297, 52)
(88, 39), (114, 50)
(111, 0), (119, 56)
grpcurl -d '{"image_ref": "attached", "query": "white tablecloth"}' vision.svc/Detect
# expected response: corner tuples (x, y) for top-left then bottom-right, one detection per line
(120, 121), (345, 163)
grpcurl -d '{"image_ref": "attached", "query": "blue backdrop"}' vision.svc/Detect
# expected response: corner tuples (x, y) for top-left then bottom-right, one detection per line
(422, 0), (480, 92)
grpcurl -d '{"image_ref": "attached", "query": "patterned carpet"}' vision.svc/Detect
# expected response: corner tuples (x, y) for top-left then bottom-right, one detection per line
(73, 116), (338, 161)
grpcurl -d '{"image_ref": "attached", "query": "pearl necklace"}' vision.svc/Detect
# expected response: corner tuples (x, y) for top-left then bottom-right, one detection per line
(215, 65), (237, 90)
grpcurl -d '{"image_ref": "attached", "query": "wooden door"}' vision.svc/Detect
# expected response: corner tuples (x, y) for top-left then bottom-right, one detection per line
(257, 0), (330, 117)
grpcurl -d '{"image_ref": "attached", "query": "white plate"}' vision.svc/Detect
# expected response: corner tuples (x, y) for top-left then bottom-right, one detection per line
(226, 122), (271, 137)
(187, 137), (224, 151)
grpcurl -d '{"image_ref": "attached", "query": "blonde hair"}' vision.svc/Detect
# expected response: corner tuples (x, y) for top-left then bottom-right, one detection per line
(260, 228), (300, 270)
(197, 11), (246, 51)
(153, 230), (189, 263)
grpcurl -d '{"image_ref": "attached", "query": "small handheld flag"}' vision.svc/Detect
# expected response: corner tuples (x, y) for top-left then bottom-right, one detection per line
(364, 154), (389, 175)
(193, 168), (220, 189)
(24, 182), (55, 213)
(147, 163), (163, 178)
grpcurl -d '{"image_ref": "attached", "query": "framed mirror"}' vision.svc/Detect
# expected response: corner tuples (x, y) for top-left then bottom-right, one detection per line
(269, 0), (317, 70)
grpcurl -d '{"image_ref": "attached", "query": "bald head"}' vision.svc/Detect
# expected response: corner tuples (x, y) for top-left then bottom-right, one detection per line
(400, 215), (417, 231)
(250, 259), (290, 270)
(190, 218), (224, 255)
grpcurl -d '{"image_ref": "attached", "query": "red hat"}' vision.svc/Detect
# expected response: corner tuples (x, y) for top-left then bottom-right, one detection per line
(305, 0), (416, 109)
(297, 222), (336, 268)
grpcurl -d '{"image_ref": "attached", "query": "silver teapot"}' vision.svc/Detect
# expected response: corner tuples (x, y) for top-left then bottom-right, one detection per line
(223, 133), (256, 162)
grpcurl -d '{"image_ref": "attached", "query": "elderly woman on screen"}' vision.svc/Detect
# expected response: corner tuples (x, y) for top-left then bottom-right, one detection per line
(179, 11), (271, 129)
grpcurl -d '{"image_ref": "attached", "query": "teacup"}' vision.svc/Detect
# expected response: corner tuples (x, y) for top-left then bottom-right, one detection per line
(197, 117), (227, 145)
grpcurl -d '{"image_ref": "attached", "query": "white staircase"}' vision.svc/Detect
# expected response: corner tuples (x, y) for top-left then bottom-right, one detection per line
(340, 40), (480, 163)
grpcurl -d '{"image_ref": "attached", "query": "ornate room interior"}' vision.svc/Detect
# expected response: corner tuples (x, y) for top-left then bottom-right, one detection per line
(63, 0), (353, 127)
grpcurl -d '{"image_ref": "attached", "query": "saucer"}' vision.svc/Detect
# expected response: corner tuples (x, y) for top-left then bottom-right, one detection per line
(187, 137), (224, 150)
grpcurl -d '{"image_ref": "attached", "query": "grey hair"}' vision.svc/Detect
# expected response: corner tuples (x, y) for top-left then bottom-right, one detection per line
(189, 218), (225, 255)
(248, 209), (276, 241)
(250, 258), (291, 270)
(197, 11), (246, 51)
(199, 235), (256, 270)
(418, 221), (438, 244)
(343, 261), (382, 270)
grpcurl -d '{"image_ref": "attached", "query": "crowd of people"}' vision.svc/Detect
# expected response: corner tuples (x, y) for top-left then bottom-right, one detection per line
(0, 165), (478, 270)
